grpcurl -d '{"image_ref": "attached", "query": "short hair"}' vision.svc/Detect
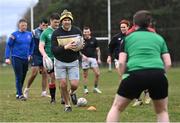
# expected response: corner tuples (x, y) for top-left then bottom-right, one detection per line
(83, 26), (91, 31)
(50, 13), (60, 20)
(18, 19), (27, 24)
(119, 19), (130, 27)
(133, 10), (152, 28)
(40, 18), (48, 24)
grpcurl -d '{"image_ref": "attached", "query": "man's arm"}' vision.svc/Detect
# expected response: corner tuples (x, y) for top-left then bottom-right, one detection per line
(119, 52), (127, 76)
(162, 53), (171, 72)
(39, 42), (47, 57)
(96, 47), (101, 64)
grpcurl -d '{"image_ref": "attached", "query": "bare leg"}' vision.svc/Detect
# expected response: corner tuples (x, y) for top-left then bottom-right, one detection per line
(26, 67), (38, 88)
(41, 67), (48, 92)
(70, 79), (79, 94)
(92, 67), (100, 87)
(153, 97), (169, 122)
(60, 79), (70, 106)
(106, 94), (131, 122)
(82, 69), (88, 87)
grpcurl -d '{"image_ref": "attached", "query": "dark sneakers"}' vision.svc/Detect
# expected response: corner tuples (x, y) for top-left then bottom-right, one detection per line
(70, 93), (77, 105)
(17, 95), (27, 101)
(64, 106), (72, 112)
(61, 97), (65, 105)
(50, 99), (56, 104)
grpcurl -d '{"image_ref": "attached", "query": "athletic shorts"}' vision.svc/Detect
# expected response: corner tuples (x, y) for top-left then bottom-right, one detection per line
(31, 55), (43, 66)
(117, 69), (168, 100)
(54, 58), (79, 80)
(82, 57), (98, 69)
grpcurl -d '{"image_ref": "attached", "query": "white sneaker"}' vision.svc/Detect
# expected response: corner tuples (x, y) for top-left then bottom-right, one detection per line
(23, 88), (29, 98)
(144, 96), (151, 104)
(41, 91), (51, 98)
(84, 88), (89, 94)
(93, 88), (102, 94)
(132, 99), (143, 107)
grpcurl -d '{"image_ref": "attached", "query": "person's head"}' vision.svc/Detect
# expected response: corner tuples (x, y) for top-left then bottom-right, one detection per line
(60, 9), (73, 30)
(133, 10), (152, 28)
(39, 18), (48, 30)
(18, 19), (28, 32)
(119, 19), (130, 34)
(83, 26), (91, 39)
(49, 13), (60, 29)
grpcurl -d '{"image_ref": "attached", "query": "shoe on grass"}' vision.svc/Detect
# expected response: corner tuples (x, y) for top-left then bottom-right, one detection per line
(93, 88), (102, 94)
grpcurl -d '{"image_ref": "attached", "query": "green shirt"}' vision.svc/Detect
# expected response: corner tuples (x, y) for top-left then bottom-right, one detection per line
(40, 27), (54, 59)
(124, 31), (168, 72)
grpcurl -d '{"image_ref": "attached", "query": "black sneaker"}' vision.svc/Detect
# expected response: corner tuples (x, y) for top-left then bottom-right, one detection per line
(50, 99), (56, 104)
(64, 106), (72, 112)
(61, 98), (65, 105)
(18, 95), (27, 101)
(70, 93), (77, 105)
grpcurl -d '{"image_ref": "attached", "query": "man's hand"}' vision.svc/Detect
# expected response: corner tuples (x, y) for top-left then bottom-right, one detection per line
(82, 55), (88, 61)
(64, 41), (77, 50)
(97, 59), (101, 64)
(5, 59), (11, 65)
(107, 56), (111, 64)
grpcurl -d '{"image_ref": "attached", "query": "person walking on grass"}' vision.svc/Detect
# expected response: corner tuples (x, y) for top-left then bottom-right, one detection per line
(39, 13), (60, 104)
(24, 19), (49, 98)
(81, 26), (102, 94)
(106, 10), (171, 122)
(5, 19), (34, 101)
(51, 9), (83, 112)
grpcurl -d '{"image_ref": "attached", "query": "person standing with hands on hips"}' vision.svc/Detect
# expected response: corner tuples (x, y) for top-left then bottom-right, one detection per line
(51, 9), (83, 112)
(5, 19), (34, 101)
(106, 10), (171, 122)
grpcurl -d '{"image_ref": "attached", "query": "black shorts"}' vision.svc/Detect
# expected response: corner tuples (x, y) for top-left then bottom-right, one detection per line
(31, 55), (43, 66)
(117, 69), (168, 100)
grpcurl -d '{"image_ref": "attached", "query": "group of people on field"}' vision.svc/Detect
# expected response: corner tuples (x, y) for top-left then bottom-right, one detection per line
(5, 9), (171, 122)
(5, 10), (102, 112)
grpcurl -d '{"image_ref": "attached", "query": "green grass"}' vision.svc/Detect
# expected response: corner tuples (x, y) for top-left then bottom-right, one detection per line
(0, 66), (180, 122)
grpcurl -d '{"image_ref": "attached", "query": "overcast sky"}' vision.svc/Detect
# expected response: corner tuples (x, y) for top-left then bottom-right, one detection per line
(0, 0), (38, 36)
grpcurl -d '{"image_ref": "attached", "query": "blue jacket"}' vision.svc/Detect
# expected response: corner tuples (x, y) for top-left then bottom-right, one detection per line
(5, 30), (34, 59)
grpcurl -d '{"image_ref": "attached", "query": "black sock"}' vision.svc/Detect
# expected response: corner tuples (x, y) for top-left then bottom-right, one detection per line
(49, 83), (56, 100)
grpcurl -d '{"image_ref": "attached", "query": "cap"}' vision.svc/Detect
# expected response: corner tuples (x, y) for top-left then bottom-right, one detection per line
(60, 9), (73, 22)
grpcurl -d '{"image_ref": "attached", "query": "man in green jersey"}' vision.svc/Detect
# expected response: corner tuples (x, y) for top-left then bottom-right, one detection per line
(106, 10), (171, 122)
(39, 13), (60, 104)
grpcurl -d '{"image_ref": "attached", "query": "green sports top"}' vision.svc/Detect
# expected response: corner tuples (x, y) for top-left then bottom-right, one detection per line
(40, 27), (54, 59)
(122, 30), (168, 72)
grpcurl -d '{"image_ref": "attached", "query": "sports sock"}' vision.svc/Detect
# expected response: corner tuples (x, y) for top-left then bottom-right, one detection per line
(94, 84), (98, 88)
(84, 85), (87, 89)
(49, 83), (56, 100)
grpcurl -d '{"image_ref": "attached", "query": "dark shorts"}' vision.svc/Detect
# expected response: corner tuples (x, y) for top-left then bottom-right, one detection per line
(117, 69), (168, 100)
(31, 55), (43, 67)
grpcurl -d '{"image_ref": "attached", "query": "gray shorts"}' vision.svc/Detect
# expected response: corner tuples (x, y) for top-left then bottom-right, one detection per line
(82, 57), (98, 69)
(54, 58), (79, 80)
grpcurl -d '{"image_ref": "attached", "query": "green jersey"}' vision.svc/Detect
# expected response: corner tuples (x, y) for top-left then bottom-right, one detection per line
(123, 30), (168, 72)
(40, 27), (54, 59)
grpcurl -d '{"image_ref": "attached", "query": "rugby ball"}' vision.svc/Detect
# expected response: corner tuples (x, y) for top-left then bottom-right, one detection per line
(43, 56), (53, 71)
(77, 97), (87, 107)
(72, 36), (84, 52)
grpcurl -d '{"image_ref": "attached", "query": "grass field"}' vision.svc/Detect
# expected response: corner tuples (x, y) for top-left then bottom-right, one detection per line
(0, 65), (180, 122)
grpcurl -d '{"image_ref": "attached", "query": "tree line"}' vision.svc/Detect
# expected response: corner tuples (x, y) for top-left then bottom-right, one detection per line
(1, 0), (180, 65)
